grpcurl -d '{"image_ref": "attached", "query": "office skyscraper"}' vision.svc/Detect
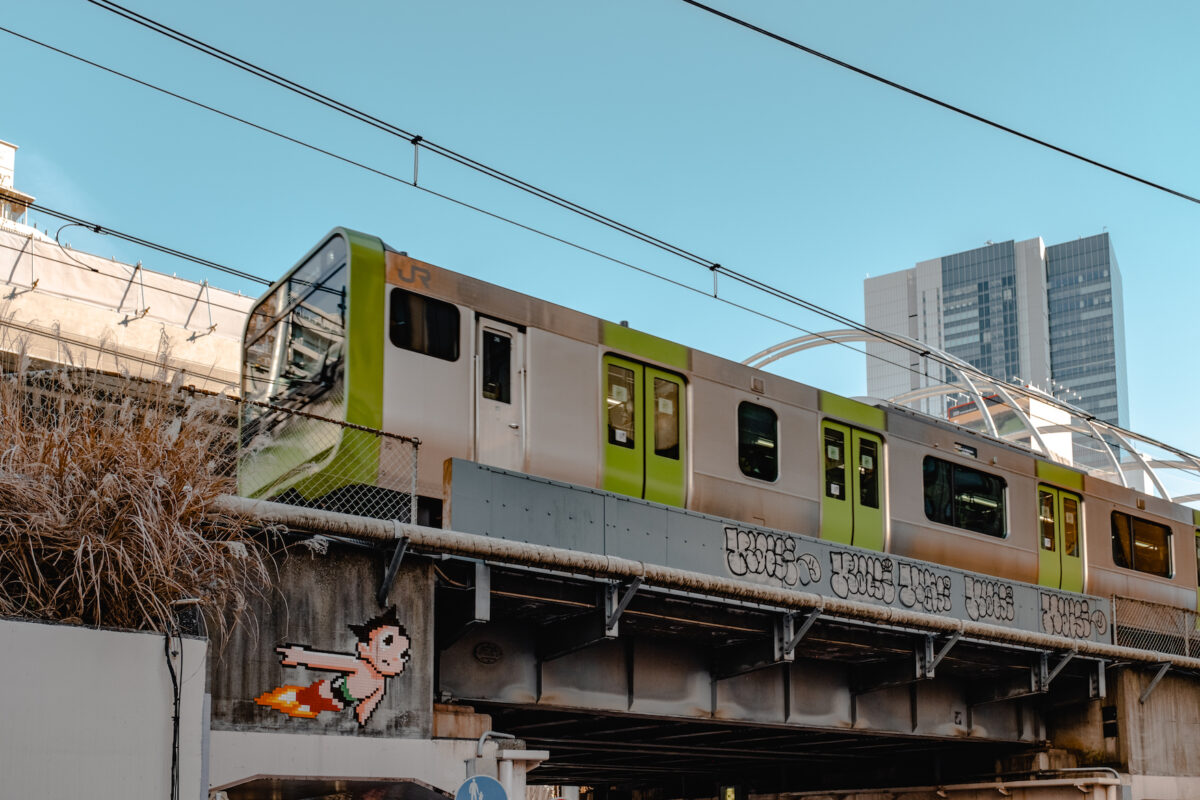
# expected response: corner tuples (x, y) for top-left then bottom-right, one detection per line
(863, 233), (1128, 430)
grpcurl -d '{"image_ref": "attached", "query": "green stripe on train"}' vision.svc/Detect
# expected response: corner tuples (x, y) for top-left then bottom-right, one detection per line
(819, 391), (885, 431)
(1035, 459), (1085, 492)
(292, 228), (386, 499)
(602, 321), (690, 370)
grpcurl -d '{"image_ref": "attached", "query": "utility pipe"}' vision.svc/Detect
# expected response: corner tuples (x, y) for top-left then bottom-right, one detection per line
(214, 495), (1200, 671)
(786, 776), (1120, 799)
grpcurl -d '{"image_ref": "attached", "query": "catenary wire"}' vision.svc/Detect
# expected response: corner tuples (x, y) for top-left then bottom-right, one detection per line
(6, 28), (1191, 458)
(0, 236), (255, 319)
(0, 26), (1133, 429)
(2, 27), (925, 374)
(74, 2), (1195, 414)
(0, 25), (407, 191)
(73, 5), (1098, 378)
(84, 0), (712, 268)
(678, 0), (1200, 206)
(23, 201), (268, 286)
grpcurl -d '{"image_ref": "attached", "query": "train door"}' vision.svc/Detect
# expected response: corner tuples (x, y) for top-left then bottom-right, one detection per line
(1036, 486), (1084, 592)
(475, 318), (525, 471)
(820, 420), (884, 551)
(602, 354), (687, 506)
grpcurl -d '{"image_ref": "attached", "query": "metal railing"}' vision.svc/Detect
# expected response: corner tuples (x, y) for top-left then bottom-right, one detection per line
(1112, 594), (1200, 657)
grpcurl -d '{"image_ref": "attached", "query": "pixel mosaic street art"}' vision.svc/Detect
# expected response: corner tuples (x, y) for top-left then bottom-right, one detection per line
(255, 606), (412, 726)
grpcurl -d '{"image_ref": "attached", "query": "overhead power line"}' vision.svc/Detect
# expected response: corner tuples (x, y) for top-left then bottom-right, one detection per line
(73, 3), (933, 357)
(678, 0), (1200, 207)
(24, 201), (269, 286)
(84, 0), (711, 269)
(8, 19), (1185, 453)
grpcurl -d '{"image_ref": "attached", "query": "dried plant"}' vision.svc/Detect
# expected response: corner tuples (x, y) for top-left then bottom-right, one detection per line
(0, 344), (271, 633)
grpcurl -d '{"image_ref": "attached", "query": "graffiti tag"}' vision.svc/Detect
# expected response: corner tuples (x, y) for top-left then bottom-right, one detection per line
(724, 526), (820, 588)
(1040, 592), (1109, 640)
(829, 551), (896, 603)
(964, 576), (1016, 623)
(898, 563), (953, 613)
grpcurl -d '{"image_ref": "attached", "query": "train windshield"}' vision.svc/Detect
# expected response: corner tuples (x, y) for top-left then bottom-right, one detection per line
(242, 235), (349, 433)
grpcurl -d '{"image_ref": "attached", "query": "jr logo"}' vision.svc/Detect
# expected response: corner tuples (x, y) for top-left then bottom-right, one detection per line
(394, 258), (432, 289)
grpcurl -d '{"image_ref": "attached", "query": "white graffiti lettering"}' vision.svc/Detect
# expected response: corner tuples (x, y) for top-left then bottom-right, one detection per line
(964, 576), (1016, 623)
(724, 526), (820, 587)
(829, 551), (896, 603)
(1041, 592), (1107, 639)
(898, 563), (953, 613)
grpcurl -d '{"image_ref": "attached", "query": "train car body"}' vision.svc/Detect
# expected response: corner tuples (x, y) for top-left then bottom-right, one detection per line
(240, 228), (1200, 613)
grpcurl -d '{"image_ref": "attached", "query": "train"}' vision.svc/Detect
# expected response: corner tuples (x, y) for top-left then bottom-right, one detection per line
(239, 227), (1200, 613)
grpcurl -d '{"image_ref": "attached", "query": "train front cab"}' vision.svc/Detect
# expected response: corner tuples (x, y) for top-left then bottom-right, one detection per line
(239, 229), (386, 506)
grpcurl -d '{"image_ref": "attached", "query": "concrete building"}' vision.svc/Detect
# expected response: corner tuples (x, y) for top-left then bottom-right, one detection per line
(0, 139), (251, 393)
(864, 234), (1129, 431)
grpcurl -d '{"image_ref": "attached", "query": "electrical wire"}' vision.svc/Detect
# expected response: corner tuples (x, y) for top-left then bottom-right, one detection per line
(4, 26), (1193, 460)
(0, 32), (1111, 430)
(71, 4), (1169, 416)
(162, 624), (182, 800)
(0, 238), (254, 319)
(84, 0), (713, 268)
(678, 0), (1200, 207)
(8, 12), (937, 374)
(0, 29), (903, 380)
(24, 200), (268, 286)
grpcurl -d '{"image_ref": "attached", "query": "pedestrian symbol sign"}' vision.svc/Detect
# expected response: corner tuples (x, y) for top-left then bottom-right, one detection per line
(456, 775), (507, 800)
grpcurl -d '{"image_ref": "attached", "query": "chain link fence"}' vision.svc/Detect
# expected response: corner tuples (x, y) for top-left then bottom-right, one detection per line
(1112, 595), (1200, 657)
(234, 398), (419, 523)
(11, 366), (421, 522)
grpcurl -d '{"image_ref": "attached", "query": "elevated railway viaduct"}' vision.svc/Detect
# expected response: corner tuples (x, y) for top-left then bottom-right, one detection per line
(202, 463), (1200, 800)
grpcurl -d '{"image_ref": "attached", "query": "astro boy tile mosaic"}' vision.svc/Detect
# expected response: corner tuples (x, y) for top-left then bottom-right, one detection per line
(255, 606), (411, 726)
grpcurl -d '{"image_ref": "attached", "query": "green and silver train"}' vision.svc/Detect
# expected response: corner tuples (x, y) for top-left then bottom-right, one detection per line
(241, 228), (1200, 612)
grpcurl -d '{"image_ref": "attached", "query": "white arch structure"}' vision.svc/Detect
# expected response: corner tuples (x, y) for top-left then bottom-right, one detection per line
(742, 329), (1200, 506)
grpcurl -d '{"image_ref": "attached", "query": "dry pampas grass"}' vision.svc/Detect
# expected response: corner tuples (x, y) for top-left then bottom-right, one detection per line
(0, 348), (270, 633)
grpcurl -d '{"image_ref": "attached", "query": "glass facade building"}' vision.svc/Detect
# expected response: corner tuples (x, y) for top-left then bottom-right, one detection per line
(940, 241), (1022, 385)
(1045, 235), (1128, 428)
(864, 233), (1128, 430)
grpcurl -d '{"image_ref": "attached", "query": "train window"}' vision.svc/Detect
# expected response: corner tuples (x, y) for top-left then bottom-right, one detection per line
(389, 288), (459, 361)
(481, 331), (511, 403)
(738, 402), (778, 482)
(653, 378), (680, 460)
(1111, 512), (1172, 577)
(824, 428), (845, 500)
(1063, 496), (1080, 557)
(923, 456), (1007, 537)
(607, 364), (636, 449)
(1038, 490), (1056, 551)
(859, 438), (879, 509)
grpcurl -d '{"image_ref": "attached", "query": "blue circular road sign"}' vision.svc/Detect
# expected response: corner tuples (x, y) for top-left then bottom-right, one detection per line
(456, 775), (507, 800)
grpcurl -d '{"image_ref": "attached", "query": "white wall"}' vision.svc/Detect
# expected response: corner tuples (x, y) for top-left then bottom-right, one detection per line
(0, 618), (208, 800)
(0, 227), (252, 393)
(864, 267), (915, 402)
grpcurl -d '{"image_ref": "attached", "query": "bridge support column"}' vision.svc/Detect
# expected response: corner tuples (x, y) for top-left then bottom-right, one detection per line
(496, 747), (550, 800)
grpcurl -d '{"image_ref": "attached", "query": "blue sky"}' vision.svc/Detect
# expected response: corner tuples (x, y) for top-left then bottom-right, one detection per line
(4, 1), (1198, 453)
